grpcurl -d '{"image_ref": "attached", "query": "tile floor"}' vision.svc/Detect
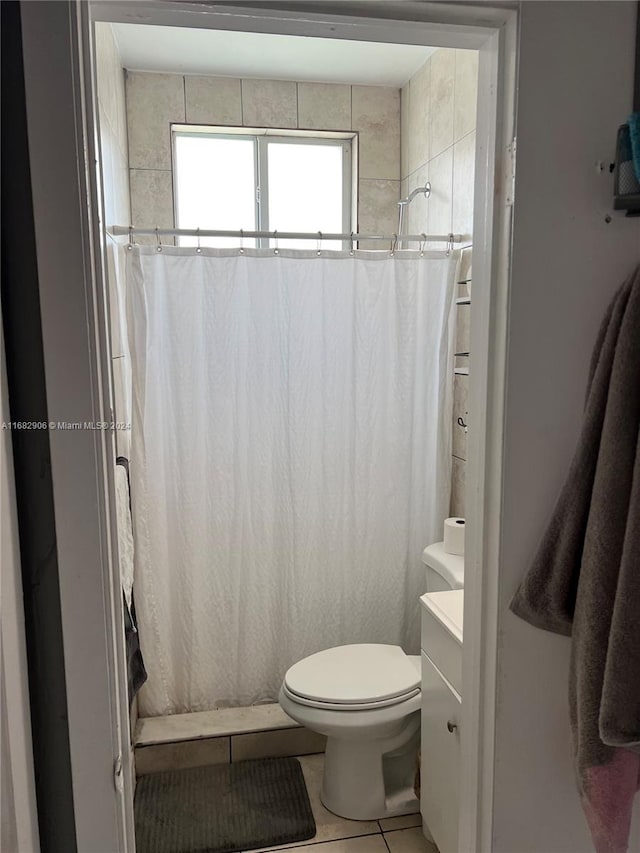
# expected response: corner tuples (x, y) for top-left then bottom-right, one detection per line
(250, 754), (438, 853)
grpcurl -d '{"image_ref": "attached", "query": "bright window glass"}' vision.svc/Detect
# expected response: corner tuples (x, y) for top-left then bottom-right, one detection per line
(267, 142), (344, 249)
(174, 135), (257, 248)
(174, 130), (350, 249)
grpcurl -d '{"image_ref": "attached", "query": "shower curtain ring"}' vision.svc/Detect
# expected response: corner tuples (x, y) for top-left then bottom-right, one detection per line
(316, 231), (322, 256)
(390, 234), (398, 256)
(155, 227), (162, 253)
(127, 225), (134, 251)
(447, 233), (454, 255)
(420, 233), (427, 257)
(349, 231), (355, 256)
(239, 229), (244, 254)
(273, 230), (279, 254)
(196, 227), (202, 254)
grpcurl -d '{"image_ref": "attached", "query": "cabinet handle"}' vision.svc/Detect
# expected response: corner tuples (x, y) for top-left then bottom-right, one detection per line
(447, 720), (458, 733)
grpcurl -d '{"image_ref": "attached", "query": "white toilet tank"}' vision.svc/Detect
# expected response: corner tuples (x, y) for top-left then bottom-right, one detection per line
(422, 542), (465, 591)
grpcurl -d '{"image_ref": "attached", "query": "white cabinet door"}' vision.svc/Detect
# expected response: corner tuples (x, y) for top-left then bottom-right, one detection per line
(421, 652), (461, 853)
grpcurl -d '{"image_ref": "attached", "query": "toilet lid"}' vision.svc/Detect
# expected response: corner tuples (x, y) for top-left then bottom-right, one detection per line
(284, 644), (420, 706)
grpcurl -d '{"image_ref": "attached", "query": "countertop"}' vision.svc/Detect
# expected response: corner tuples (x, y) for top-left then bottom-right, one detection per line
(420, 590), (464, 645)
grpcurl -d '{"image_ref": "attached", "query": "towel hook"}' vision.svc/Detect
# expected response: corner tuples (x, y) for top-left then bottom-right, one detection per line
(155, 226), (162, 253)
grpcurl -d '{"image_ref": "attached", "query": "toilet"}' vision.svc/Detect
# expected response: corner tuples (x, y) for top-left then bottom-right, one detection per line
(278, 542), (464, 821)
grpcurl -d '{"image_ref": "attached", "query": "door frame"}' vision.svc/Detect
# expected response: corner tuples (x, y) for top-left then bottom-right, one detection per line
(20, 1), (517, 849)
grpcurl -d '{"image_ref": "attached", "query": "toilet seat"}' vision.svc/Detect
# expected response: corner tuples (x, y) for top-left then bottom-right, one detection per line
(283, 644), (420, 711)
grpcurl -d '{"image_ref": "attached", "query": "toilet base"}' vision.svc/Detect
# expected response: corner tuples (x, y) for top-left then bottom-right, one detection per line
(319, 714), (421, 821)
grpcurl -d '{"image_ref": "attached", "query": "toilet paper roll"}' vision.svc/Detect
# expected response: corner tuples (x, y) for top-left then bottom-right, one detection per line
(443, 517), (465, 556)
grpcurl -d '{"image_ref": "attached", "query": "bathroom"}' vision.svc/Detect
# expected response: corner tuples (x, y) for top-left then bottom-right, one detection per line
(7, 3), (640, 852)
(96, 9), (476, 853)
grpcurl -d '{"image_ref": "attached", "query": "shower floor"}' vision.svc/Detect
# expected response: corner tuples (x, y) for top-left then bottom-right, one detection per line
(134, 703), (326, 776)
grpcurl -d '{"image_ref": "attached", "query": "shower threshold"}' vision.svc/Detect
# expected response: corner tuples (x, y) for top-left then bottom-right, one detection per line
(133, 703), (326, 776)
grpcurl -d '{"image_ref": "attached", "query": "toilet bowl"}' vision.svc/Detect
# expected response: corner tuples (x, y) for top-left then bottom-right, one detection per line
(279, 541), (464, 821)
(279, 644), (422, 820)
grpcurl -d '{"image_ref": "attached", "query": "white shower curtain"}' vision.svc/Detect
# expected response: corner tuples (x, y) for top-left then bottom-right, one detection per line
(127, 247), (456, 716)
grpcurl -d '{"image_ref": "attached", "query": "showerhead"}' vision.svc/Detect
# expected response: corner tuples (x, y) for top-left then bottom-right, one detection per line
(398, 181), (432, 208)
(397, 181), (432, 240)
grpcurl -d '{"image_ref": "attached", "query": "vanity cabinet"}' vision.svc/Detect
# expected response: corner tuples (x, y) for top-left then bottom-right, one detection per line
(420, 590), (463, 853)
(420, 652), (461, 853)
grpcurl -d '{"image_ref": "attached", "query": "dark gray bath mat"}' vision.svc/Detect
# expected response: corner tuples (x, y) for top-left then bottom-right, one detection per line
(134, 756), (316, 853)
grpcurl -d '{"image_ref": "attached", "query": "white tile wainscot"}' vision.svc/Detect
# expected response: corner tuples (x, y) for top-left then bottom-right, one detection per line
(420, 590), (463, 853)
(134, 703), (326, 776)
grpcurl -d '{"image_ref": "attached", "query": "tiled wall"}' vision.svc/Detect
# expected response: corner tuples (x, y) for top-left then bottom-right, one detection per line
(125, 73), (401, 247)
(95, 23), (132, 460)
(401, 48), (478, 517)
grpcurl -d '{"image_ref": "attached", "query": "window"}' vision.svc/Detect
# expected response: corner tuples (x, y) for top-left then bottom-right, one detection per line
(173, 127), (353, 249)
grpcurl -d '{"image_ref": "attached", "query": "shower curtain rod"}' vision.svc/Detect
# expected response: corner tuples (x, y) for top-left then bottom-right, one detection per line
(110, 225), (468, 244)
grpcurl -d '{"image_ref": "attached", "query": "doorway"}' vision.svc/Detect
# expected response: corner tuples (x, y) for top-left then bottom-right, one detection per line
(18, 2), (517, 849)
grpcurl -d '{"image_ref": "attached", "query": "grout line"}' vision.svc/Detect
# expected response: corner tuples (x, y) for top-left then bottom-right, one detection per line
(135, 724), (303, 748)
(350, 84), (353, 132)
(240, 78), (245, 125)
(405, 126), (476, 187)
(270, 829), (384, 851)
(382, 830), (392, 852)
(452, 453), (466, 462)
(128, 167), (173, 173)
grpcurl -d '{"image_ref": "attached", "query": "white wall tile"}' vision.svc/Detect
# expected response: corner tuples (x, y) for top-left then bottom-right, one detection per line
(126, 72), (185, 170)
(185, 76), (242, 125)
(454, 50), (479, 142)
(400, 83), (410, 180)
(99, 116), (116, 229)
(352, 85), (400, 180)
(111, 145), (131, 229)
(95, 23), (117, 130)
(408, 60), (430, 175)
(429, 48), (455, 159)
(130, 169), (174, 243)
(113, 66), (128, 162)
(298, 82), (351, 130)
(358, 179), (400, 249)
(405, 165), (430, 237)
(426, 147), (453, 240)
(241, 79), (297, 128)
(452, 130), (475, 238)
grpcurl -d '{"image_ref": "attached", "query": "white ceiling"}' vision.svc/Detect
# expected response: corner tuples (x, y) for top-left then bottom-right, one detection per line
(111, 24), (435, 87)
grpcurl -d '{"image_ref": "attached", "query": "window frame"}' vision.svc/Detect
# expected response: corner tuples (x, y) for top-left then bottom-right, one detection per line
(172, 125), (355, 248)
